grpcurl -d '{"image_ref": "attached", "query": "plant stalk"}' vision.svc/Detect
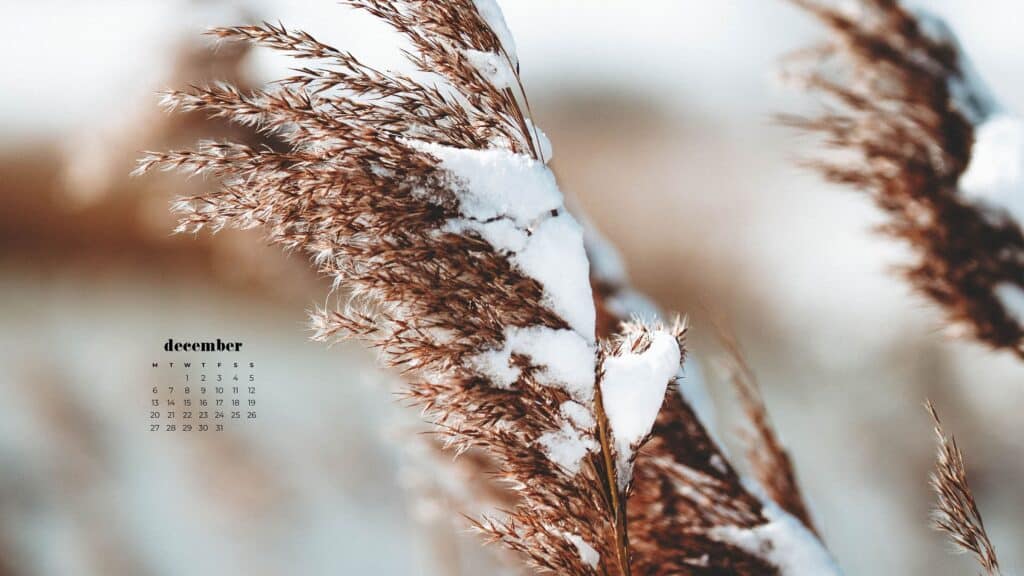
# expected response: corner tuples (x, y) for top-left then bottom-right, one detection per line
(594, 379), (632, 576)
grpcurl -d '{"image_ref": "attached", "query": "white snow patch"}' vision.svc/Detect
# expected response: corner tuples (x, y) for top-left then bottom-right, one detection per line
(538, 422), (598, 475)
(412, 142), (561, 226)
(709, 454), (728, 475)
(709, 503), (840, 575)
(600, 331), (680, 486)
(414, 141), (596, 339)
(474, 328), (599, 473)
(560, 400), (595, 429)
(470, 343), (522, 390)
(564, 533), (600, 568)
(471, 326), (596, 402)
(961, 114), (1024, 222)
(443, 218), (527, 253)
(525, 118), (553, 163)
(464, 49), (516, 89)
(517, 214), (595, 338)
(473, 0), (518, 62)
(995, 282), (1024, 326)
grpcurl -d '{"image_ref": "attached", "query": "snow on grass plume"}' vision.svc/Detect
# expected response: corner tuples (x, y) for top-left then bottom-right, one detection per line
(538, 422), (598, 475)
(960, 113), (1024, 223)
(563, 532), (600, 569)
(995, 283), (1024, 327)
(473, 0), (517, 62)
(709, 502), (840, 576)
(413, 141), (596, 339)
(464, 49), (516, 90)
(601, 330), (681, 488)
(471, 326), (596, 403)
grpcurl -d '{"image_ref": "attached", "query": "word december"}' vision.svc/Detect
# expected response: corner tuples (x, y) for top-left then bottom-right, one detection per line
(164, 339), (243, 352)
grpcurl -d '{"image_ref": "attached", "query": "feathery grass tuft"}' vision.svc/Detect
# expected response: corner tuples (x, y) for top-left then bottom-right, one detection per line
(784, 0), (1024, 357)
(139, 2), (835, 573)
(927, 401), (1001, 575)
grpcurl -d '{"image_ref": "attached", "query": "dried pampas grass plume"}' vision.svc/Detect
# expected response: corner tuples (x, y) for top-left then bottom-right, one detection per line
(711, 318), (817, 535)
(784, 0), (1024, 358)
(138, 1), (835, 573)
(926, 401), (1001, 575)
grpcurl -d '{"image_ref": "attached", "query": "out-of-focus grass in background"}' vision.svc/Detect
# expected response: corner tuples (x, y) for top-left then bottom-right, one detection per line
(2, 1), (1024, 575)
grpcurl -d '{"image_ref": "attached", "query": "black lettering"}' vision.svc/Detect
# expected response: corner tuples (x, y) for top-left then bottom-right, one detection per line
(161, 339), (246, 352)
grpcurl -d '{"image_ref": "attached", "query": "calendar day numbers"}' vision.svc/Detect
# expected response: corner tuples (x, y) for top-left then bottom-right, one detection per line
(149, 340), (257, 432)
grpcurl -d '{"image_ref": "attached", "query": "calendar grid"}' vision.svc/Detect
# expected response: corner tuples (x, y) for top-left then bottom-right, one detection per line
(149, 360), (256, 431)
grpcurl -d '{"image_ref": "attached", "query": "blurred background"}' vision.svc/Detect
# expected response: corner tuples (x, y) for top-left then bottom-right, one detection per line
(2, 0), (1024, 574)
